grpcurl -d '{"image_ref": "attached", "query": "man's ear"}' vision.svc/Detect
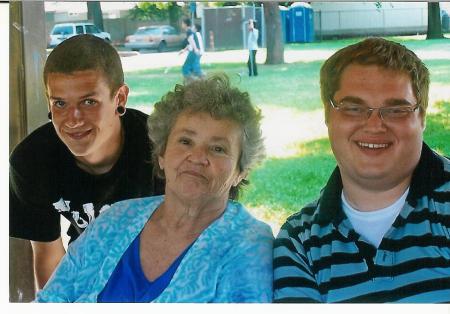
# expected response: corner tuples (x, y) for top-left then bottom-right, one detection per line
(116, 84), (129, 108)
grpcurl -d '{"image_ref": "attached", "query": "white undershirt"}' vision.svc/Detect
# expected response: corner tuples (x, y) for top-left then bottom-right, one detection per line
(341, 188), (409, 248)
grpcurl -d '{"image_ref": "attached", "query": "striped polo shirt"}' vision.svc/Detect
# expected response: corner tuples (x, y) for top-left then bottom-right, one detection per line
(273, 143), (450, 303)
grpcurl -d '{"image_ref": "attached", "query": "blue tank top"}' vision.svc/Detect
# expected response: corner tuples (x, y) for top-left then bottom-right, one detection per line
(98, 233), (191, 302)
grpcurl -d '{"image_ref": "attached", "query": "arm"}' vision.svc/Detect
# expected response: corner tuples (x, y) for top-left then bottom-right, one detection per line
(31, 237), (66, 289)
(273, 222), (322, 303)
(178, 45), (188, 55)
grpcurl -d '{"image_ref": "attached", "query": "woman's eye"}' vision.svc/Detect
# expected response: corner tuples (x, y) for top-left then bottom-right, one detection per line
(212, 146), (225, 153)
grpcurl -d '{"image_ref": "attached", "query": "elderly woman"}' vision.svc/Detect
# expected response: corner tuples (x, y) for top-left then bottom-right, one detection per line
(36, 74), (273, 303)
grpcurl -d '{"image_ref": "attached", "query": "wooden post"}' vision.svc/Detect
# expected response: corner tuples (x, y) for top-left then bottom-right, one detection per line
(9, 0), (48, 302)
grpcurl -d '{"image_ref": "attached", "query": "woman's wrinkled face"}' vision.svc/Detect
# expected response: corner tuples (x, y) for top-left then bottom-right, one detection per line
(159, 111), (244, 204)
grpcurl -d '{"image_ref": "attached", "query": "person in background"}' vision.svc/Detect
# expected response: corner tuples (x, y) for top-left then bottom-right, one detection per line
(193, 23), (205, 78)
(274, 37), (450, 303)
(179, 18), (201, 83)
(35, 74), (273, 303)
(247, 19), (259, 77)
(9, 34), (164, 290)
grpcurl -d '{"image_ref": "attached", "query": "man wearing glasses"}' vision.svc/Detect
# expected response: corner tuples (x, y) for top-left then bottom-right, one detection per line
(273, 37), (449, 303)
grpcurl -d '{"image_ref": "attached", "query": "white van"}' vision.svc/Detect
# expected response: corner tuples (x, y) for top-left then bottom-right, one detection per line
(48, 22), (111, 48)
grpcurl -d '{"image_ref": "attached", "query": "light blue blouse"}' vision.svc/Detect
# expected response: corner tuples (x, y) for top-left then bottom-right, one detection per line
(36, 195), (274, 302)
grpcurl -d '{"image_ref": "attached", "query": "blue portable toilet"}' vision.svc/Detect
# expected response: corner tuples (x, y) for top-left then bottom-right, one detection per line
(279, 5), (289, 43)
(288, 2), (314, 43)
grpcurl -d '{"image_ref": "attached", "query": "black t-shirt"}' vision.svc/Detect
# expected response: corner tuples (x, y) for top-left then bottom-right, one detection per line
(9, 108), (165, 243)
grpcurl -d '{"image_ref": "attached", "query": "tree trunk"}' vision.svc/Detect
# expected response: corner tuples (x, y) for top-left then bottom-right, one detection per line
(427, 2), (443, 39)
(263, 2), (284, 64)
(87, 1), (104, 31)
(168, 3), (182, 31)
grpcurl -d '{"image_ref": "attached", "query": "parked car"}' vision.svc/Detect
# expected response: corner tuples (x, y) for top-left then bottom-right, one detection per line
(48, 22), (111, 48)
(124, 25), (185, 52)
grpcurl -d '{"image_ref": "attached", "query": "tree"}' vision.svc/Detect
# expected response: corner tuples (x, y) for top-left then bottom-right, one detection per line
(263, 2), (284, 64)
(128, 2), (183, 30)
(427, 2), (444, 39)
(167, 2), (183, 30)
(87, 1), (104, 30)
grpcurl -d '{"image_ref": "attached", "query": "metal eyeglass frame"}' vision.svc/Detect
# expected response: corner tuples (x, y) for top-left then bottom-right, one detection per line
(329, 99), (420, 122)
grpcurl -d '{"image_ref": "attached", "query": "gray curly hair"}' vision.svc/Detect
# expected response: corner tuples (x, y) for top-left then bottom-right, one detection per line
(147, 73), (266, 200)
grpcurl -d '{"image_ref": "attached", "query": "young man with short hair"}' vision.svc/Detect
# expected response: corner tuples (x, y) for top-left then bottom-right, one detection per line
(10, 34), (164, 289)
(274, 37), (450, 303)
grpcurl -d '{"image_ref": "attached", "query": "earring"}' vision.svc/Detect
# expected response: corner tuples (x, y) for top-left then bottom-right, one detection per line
(47, 112), (52, 120)
(117, 106), (126, 116)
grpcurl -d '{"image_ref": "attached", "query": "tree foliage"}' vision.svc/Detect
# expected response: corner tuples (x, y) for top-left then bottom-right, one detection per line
(128, 2), (183, 29)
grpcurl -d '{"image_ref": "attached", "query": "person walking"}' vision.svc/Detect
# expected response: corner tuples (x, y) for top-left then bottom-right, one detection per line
(193, 23), (205, 79)
(179, 18), (201, 84)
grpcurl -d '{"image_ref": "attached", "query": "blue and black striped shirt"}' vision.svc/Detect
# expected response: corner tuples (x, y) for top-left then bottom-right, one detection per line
(274, 143), (450, 303)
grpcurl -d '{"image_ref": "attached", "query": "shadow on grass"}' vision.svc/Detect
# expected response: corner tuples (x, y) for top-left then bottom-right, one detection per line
(241, 138), (335, 219)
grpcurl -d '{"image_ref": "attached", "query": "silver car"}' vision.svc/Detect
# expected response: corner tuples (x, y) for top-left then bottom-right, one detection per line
(124, 25), (185, 52)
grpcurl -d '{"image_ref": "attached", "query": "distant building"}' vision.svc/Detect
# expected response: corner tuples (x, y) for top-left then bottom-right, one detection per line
(311, 1), (428, 39)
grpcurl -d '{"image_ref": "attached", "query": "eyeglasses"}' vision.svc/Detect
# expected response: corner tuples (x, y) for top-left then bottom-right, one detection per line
(329, 99), (419, 122)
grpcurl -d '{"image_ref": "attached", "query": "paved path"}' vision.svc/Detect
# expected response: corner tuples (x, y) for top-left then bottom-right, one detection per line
(120, 45), (450, 73)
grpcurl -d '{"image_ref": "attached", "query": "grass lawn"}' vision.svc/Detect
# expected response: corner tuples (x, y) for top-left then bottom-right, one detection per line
(124, 36), (450, 231)
(242, 102), (450, 228)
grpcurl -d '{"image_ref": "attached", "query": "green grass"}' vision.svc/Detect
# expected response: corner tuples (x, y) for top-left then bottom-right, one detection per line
(423, 100), (450, 156)
(125, 61), (323, 111)
(240, 138), (335, 221)
(285, 35), (450, 52)
(242, 102), (450, 224)
(124, 37), (450, 227)
(425, 59), (450, 84)
(125, 39), (450, 113)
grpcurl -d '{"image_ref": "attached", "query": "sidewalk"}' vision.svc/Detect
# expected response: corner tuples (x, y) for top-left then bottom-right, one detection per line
(119, 48), (336, 73)
(119, 45), (450, 73)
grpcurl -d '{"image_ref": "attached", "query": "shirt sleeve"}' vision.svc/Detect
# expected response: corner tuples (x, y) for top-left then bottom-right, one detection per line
(215, 224), (274, 302)
(273, 220), (322, 303)
(9, 156), (61, 241)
